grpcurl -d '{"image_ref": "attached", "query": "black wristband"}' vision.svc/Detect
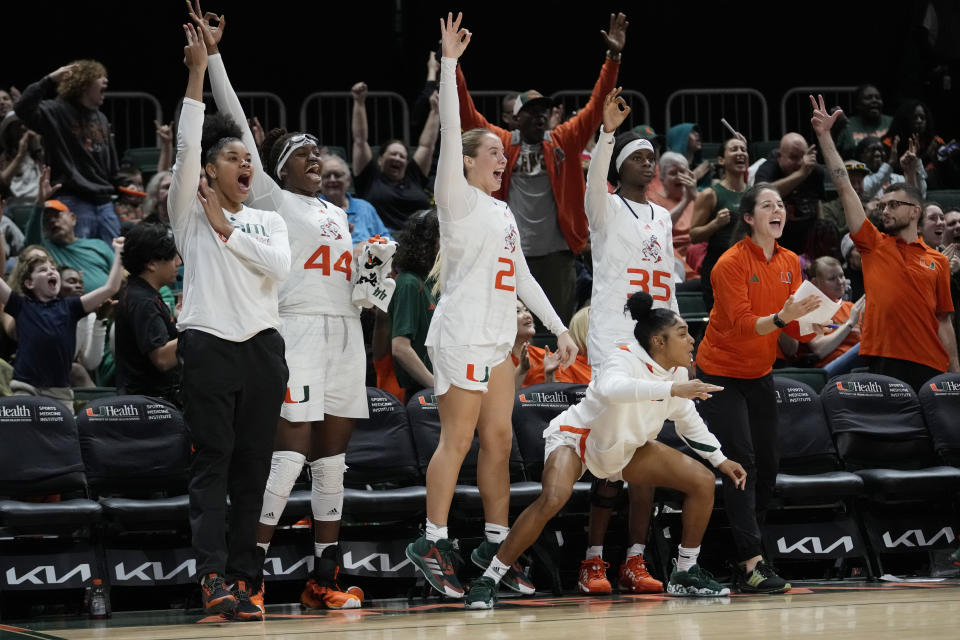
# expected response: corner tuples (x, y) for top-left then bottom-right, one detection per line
(772, 314), (787, 329)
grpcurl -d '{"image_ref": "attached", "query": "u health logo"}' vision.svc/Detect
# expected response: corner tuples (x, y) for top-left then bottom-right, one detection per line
(86, 404), (138, 418)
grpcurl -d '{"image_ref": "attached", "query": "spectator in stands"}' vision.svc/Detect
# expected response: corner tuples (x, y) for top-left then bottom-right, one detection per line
(665, 123), (712, 188)
(0, 235), (122, 402)
(782, 257), (867, 375)
(319, 154), (391, 245)
(840, 233), (865, 302)
(0, 193), (25, 260)
(143, 170), (172, 225)
(389, 208), (438, 400)
(696, 183), (821, 594)
(114, 222), (180, 401)
(884, 99), (943, 169)
(57, 265), (107, 387)
(689, 136), (750, 312)
(501, 93), (519, 131)
(0, 89), (13, 119)
(0, 113), (42, 200)
(944, 209), (960, 248)
(920, 202), (946, 249)
(113, 163), (147, 226)
(454, 13), (628, 331)
(172, 23), (289, 621)
(15, 60), (121, 243)
(25, 191), (115, 292)
(648, 151), (701, 282)
(928, 139), (960, 189)
(857, 135), (927, 200)
(753, 133), (825, 255)
(812, 94), (959, 390)
(822, 160), (870, 238)
(351, 81), (438, 231)
(837, 84), (893, 159)
(513, 303), (591, 388)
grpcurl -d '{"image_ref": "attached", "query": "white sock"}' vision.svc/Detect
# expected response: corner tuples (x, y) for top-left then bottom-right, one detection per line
(315, 541), (337, 558)
(626, 543), (645, 559)
(256, 541), (270, 554)
(482, 555), (510, 583)
(425, 519), (447, 543)
(585, 545), (603, 560)
(485, 522), (509, 544)
(677, 545), (700, 572)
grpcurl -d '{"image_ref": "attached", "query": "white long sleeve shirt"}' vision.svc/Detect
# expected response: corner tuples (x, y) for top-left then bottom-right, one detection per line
(427, 57), (565, 350)
(207, 54), (357, 318)
(585, 128), (678, 368)
(550, 339), (726, 479)
(168, 98), (290, 342)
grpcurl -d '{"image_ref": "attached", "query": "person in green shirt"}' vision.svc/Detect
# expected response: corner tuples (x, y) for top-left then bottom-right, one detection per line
(388, 209), (439, 398)
(836, 84), (893, 160)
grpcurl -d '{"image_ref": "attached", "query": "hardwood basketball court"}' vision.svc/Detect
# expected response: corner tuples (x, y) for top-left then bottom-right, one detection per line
(2, 580), (958, 640)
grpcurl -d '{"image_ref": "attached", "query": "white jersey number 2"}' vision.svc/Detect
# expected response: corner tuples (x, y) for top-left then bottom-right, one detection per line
(495, 257), (516, 292)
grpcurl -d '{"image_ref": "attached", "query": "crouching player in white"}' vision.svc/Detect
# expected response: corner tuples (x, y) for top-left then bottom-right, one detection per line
(465, 291), (747, 608)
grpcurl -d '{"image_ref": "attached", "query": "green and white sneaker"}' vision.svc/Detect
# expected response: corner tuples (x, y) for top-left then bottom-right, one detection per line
(738, 560), (791, 594)
(465, 576), (498, 609)
(405, 535), (465, 598)
(951, 546), (960, 568)
(471, 540), (535, 595)
(666, 560), (730, 597)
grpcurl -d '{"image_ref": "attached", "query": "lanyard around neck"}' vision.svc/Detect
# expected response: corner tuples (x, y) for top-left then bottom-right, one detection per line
(617, 192), (653, 221)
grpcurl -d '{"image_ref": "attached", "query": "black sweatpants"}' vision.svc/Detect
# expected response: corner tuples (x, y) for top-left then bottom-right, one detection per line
(180, 328), (288, 583)
(696, 371), (778, 561)
(526, 250), (576, 333)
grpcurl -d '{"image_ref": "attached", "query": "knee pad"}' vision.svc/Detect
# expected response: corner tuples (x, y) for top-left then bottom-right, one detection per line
(590, 477), (624, 509)
(259, 450), (306, 526)
(310, 453), (347, 522)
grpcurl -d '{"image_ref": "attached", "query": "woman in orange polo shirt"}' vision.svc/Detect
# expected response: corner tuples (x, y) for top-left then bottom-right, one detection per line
(694, 183), (819, 594)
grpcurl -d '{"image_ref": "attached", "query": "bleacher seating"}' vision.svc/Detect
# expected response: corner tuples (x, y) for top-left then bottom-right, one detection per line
(918, 373), (960, 468)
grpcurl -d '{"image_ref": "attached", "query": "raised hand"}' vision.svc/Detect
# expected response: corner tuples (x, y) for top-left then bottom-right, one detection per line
(600, 12), (629, 54)
(111, 235), (126, 255)
(426, 50), (440, 80)
(183, 23), (208, 71)
(248, 116), (265, 149)
(670, 379), (724, 400)
(900, 134), (919, 175)
(679, 168), (697, 200)
(429, 90), (439, 113)
(692, 160), (712, 182)
(48, 64), (78, 83)
(154, 119), (173, 144)
(714, 207), (732, 227)
(439, 12), (471, 59)
(602, 86), (631, 133)
(801, 144), (818, 175)
(543, 345), (561, 376)
(809, 94), (841, 137)
(351, 82), (368, 103)
(36, 165), (62, 203)
(186, 0), (226, 54)
(886, 135), (900, 166)
(197, 176), (232, 238)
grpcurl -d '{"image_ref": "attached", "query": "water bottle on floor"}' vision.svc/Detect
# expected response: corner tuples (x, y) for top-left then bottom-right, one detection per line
(88, 578), (111, 619)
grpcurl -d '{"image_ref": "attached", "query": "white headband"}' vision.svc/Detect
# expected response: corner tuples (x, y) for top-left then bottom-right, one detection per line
(275, 134), (319, 181)
(615, 138), (655, 173)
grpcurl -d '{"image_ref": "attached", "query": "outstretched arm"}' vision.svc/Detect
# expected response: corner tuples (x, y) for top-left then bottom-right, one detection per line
(168, 24), (209, 233)
(434, 12), (474, 218)
(810, 94), (866, 235)
(413, 91), (439, 177)
(81, 237), (125, 313)
(351, 82), (373, 176)
(585, 87), (630, 230)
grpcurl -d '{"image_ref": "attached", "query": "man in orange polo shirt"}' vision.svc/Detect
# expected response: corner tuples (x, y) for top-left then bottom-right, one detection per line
(810, 95), (959, 391)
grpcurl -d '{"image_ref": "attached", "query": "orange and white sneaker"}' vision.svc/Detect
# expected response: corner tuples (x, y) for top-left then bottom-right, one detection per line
(578, 556), (612, 594)
(300, 578), (363, 610)
(249, 580), (265, 615)
(618, 555), (663, 593)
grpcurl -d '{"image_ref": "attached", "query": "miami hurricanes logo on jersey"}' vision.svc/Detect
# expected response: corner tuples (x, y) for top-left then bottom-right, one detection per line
(466, 363), (490, 383)
(318, 219), (343, 240)
(504, 225), (519, 253)
(640, 236), (662, 263)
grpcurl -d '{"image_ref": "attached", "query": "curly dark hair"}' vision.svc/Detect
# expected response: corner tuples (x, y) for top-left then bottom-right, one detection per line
(56, 59), (107, 101)
(122, 222), (178, 276)
(201, 112), (244, 169)
(393, 208), (439, 278)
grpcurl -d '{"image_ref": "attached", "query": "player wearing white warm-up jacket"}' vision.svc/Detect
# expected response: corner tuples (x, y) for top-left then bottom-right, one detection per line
(196, 8), (364, 611)
(405, 13), (579, 602)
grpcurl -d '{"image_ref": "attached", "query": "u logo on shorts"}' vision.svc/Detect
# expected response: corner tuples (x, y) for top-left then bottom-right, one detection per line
(284, 385), (311, 404)
(466, 364), (490, 383)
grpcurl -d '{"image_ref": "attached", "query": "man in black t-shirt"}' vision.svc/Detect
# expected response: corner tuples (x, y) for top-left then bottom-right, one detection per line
(754, 132), (826, 254)
(115, 222), (181, 402)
